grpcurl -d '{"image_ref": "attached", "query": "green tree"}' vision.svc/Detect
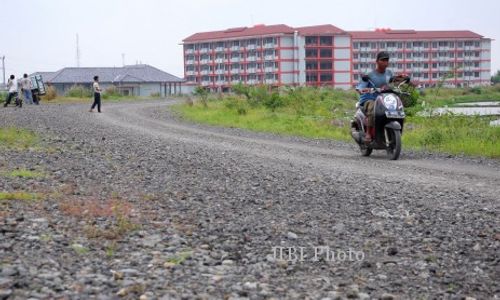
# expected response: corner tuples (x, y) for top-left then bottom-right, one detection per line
(491, 70), (500, 84)
(193, 86), (209, 108)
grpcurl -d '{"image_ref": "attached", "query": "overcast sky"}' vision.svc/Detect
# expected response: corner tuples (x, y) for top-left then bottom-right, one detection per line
(1, 0), (499, 81)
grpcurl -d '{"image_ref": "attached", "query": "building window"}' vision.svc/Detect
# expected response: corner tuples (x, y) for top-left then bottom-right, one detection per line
(320, 49), (332, 58)
(306, 36), (318, 45)
(320, 36), (333, 46)
(320, 73), (333, 82)
(306, 49), (317, 58)
(406, 63), (411, 69)
(371, 42), (377, 49)
(306, 62), (318, 70)
(320, 62), (333, 70)
(353, 64), (359, 70)
(353, 42), (359, 49)
(306, 73), (318, 82)
(406, 42), (412, 48)
(353, 53), (358, 59)
(423, 42), (429, 48)
(432, 42), (438, 48)
(397, 42), (403, 49)
(474, 72), (480, 78)
(474, 41), (480, 47)
(423, 73), (428, 79)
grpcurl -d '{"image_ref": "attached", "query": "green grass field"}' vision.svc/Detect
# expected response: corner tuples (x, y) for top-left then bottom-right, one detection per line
(175, 85), (500, 158)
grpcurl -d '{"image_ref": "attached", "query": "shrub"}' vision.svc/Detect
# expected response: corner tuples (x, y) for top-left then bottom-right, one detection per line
(193, 86), (209, 108)
(43, 85), (57, 100)
(468, 86), (482, 95)
(232, 83), (251, 100)
(263, 91), (284, 112)
(66, 85), (92, 98)
(399, 84), (419, 108)
(103, 86), (122, 98)
(150, 92), (161, 98)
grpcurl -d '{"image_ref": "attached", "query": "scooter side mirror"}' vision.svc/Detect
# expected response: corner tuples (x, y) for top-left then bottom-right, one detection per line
(361, 75), (370, 82)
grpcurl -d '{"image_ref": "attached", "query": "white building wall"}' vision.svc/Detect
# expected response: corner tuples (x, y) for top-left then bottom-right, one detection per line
(334, 49), (350, 60)
(334, 36), (351, 47)
(334, 73), (351, 84)
(280, 36), (294, 47)
(280, 49), (294, 59)
(281, 62), (295, 72)
(281, 73), (294, 84)
(297, 36), (306, 85)
(334, 61), (350, 71)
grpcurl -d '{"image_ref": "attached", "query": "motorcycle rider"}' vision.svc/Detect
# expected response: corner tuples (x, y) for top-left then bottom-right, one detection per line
(356, 51), (393, 143)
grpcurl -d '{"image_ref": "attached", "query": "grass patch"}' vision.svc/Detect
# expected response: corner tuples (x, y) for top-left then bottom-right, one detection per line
(71, 243), (89, 255)
(403, 115), (500, 158)
(2, 169), (45, 179)
(0, 128), (39, 150)
(0, 191), (43, 201)
(174, 85), (500, 158)
(166, 250), (192, 265)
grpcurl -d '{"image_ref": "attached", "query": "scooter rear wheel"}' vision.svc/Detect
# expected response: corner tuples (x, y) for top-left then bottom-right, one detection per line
(360, 144), (373, 156)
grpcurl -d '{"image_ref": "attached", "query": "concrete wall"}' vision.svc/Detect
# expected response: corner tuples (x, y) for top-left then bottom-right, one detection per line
(297, 36), (306, 85)
(281, 36), (294, 47)
(334, 36), (351, 47)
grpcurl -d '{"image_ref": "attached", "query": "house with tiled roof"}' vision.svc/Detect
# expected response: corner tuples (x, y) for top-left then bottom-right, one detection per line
(32, 64), (185, 97)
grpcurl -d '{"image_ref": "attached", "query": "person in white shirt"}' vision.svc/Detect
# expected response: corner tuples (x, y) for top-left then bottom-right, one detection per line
(20, 73), (33, 105)
(3, 75), (19, 107)
(89, 75), (102, 112)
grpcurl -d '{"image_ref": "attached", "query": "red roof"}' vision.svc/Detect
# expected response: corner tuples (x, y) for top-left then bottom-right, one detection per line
(350, 29), (484, 40)
(295, 24), (346, 35)
(183, 24), (295, 42)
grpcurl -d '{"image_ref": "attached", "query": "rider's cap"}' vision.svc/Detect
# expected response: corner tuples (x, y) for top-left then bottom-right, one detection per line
(376, 51), (390, 61)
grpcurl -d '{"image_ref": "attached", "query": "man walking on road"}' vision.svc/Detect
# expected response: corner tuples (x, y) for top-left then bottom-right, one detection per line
(4, 75), (18, 107)
(89, 75), (102, 113)
(20, 74), (34, 105)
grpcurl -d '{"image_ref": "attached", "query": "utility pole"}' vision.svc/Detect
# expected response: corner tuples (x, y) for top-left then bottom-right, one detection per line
(76, 34), (81, 67)
(1, 56), (5, 87)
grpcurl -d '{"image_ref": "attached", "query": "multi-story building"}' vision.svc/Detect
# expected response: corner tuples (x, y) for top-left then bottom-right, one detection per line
(351, 29), (491, 88)
(182, 24), (491, 90)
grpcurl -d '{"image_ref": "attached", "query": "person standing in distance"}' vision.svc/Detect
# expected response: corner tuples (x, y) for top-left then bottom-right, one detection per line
(89, 75), (102, 113)
(4, 75), (18, 107)
(20, 74), (34, 105)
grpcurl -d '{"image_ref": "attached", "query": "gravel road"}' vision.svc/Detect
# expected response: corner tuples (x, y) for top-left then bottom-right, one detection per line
(0, 100), (499, 299)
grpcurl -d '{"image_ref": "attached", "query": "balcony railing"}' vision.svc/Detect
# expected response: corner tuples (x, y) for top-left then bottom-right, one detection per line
(246, 44), (256, 50)
(264, 43), (275, 49)
(230, 57), (240, 62)
(186, 60), (195, 65)
(185, 49), (195, 54)
(199, 48), (209, 54)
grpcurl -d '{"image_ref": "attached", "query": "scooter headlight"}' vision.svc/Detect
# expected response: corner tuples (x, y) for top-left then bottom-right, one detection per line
(383, 94), (398, 110)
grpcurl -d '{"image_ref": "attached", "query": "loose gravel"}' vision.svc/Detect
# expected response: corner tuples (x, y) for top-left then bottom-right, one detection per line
(0, 100), (499, 299)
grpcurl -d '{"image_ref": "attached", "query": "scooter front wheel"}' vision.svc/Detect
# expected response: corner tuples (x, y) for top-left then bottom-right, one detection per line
(386, 129), (401, 160)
